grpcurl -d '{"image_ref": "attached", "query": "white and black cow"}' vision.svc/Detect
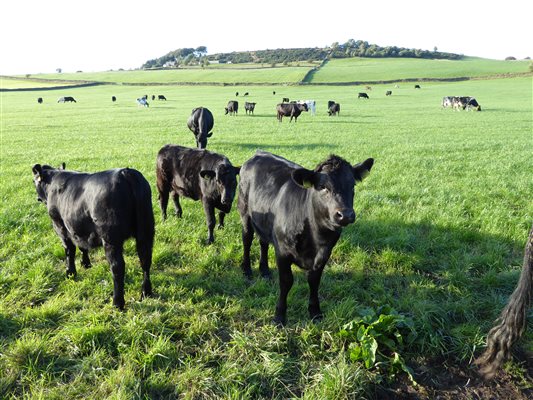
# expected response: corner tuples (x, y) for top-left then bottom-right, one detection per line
(137, 97), (149, 107)
(238, 151), (374, 325)
(328, 103), (340, 116)
(187, 107), (214, 149)
(298, 100), (316, 116)
(156, 144), (240, 244)
(58, 96), (77, 103)
(32, 163), (155, 310)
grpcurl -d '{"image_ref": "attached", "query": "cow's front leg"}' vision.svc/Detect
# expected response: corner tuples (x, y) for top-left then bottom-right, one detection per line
(307, 267), (324, 321)
(202, 201), (216, 244)
(80, 248), (91, 269)
(274, 255), (293, 326)
(171, 191), (182, 218)
(218, 211), (226, 229)
(104, 243), (126, 310)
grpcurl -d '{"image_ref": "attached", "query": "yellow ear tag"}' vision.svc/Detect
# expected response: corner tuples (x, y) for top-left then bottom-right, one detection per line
(37, 176), (42, 182)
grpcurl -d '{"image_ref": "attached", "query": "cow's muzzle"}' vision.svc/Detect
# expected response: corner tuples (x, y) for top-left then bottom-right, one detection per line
(334, 209), (355, 226)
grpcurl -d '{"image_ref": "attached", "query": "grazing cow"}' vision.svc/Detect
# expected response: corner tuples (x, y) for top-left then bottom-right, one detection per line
(276, 102), (308, 122)
(225, 100), (239, 116)
(31, 163), (155, 310)
(244, 102), (256, 115)
(244, 92), (249, 96)
(37, 97), (43, 104)
(58, 96), (77, 103)
(273, 91), (276, 95)
(238, 151), (374, 325)
(152, 95), (156, 101)
(476, 224), (533, 379)
(466, 97), (481, 111)
(156, 144), (240, 244)
(298, 100), (316, 116)
(187, 107), (214, 149)
(112, 96), (117, 102)
(328, 103), (340, 116)
(358, 93), (369, 99)
(282, 97), (289, 103)
(386, 91), (392, 96)
(137, 98), (149, 107)
(442, 96), (455, 108)
(236, 92), (239, 97)
(158, 95), (167, 101)
(414, 84), (421, 89)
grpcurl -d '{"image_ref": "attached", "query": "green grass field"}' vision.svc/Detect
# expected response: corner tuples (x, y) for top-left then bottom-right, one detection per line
(1, 66), (532, 398)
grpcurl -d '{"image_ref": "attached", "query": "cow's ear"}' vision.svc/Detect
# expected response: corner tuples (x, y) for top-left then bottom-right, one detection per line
(59, 162), (66, 170)
(292, 168), (316, 189)
(233, 166), (241, 175)
(200, 170), (216, 180)
(352, 158), (374, 182)
(32, 164), (43, 181)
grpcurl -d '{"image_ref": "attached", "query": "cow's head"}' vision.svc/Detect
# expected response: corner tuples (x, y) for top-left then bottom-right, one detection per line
(200, 163), (240, 212)
(196, 131), (213, 149)
(291, 155), (374, 230)
(32, 163), (66, 204)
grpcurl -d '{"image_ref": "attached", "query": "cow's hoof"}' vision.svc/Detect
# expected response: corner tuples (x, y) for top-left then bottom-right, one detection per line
(273, 315), (287, 327)
(310, 313), (324, 323)
(66, 270), (77, 278)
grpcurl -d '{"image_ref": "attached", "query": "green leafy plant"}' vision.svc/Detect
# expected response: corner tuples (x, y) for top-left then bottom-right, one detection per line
(339, 306), (417, 383)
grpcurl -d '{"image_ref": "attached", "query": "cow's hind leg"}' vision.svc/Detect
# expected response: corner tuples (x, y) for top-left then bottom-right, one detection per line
(240, 216), (254, 279)
(274, 255), (293, 326)
(63, 239), (77, 277)
(171, 191), (183, 218)
(307, 268), (325, 321)
(104, 243), (126, 310)
(158, 188), (170, 220)
(259, 239), (272, 279)
(136, 238), (153, 301)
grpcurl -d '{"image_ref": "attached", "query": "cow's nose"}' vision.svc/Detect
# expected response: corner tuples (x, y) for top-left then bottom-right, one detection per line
(334, 209), (355, 226)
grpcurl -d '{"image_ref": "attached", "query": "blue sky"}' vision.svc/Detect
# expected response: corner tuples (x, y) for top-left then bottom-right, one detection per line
(1, 0), (531, 75)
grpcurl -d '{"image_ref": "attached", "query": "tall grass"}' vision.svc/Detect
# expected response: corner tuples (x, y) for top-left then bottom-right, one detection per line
(1, 76), (531, 398)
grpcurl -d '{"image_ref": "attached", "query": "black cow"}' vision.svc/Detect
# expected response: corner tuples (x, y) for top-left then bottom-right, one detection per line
(244, 102), (256, 115)
(358, 93), (369, 99)
(414, 84), (421, 89)
(152, 95), (156, 101)
(282, 97), (289, 103)
(273, 91), (276, 95)
(156, 145), (240, 244)
(238, 151), (374, 325)
(244, 92), (249, 96)
(158, 95), (167, 101)
(386, 91), (392, 96)
(327, 100), (335, 109)
(37, 97), (43, 104)
(236, 92), (239, 96)
(328, 103), (340, 116)
(58, 96), (77, 103)
(276, 102), (308, 122)
(187, 107), (214, 149)
(112, 96), (117, 102)
(31, 164), (155, 310)
(225, 100), (239, 116)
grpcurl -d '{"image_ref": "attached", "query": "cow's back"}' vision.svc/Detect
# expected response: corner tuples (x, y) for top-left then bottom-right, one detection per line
(239, 151), (306, 239)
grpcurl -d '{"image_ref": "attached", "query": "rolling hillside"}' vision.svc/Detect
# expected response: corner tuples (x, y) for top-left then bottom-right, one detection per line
(3, 57), (530, 90)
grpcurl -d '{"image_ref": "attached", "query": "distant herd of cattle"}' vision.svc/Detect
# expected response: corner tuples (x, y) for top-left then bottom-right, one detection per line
(32, 84), (484, 325)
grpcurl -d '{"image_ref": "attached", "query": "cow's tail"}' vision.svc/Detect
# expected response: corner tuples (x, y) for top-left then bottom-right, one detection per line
(121, 168), (155, 256)
(475, 224), (533, 379)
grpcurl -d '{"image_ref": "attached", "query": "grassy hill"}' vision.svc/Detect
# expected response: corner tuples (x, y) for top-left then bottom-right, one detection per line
(4, 57), (530, 89)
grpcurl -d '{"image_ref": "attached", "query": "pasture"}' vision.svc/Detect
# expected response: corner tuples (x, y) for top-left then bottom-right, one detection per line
(1, 75), (532, 398)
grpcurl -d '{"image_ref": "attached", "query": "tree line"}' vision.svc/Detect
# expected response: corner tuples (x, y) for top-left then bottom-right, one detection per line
(141, 40), (462, 69)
